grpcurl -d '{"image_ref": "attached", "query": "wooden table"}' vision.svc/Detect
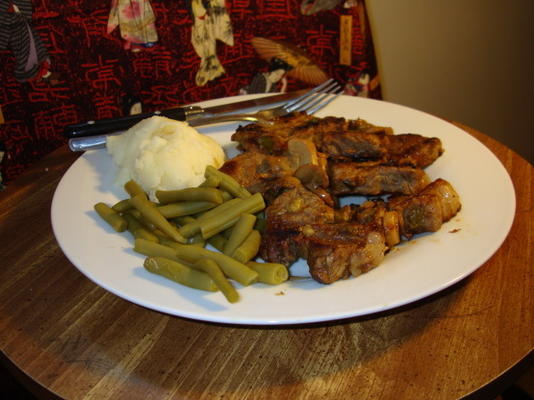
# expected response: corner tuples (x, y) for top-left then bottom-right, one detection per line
(0, 123), (532, 400)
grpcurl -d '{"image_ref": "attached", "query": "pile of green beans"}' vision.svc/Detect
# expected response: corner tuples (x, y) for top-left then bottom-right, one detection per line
(93, 168), (289, 304)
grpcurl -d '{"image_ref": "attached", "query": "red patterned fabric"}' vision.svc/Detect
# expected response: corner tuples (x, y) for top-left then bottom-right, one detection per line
(0, 0), (380, 183)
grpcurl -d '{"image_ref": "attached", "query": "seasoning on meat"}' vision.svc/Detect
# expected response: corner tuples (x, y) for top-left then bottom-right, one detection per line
(220, 112), (461, 284)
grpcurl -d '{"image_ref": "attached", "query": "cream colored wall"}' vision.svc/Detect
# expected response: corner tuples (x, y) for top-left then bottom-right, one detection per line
(366, 0), (534, 163)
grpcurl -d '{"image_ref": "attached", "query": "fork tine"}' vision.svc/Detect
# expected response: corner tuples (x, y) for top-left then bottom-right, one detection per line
(300, 82), (343, 115)
(281, 78), (334, 112)
(285, 80), (339, 113)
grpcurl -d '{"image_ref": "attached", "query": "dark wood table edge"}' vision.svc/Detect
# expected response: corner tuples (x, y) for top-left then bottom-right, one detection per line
(1, 350), (62, 400)
(462, 349), (534, 400)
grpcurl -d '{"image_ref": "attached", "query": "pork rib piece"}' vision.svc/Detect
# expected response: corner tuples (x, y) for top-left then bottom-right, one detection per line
(336, 178), (461, 239)
(387, 178), (461, 237)
(232, 112), (393, 155)
(259, 182), (388, 284)
(232, 112), (442, 168)
(328, 163), (430, 196)
(301, 222), (387, 284)
(320, 132), (443, 168)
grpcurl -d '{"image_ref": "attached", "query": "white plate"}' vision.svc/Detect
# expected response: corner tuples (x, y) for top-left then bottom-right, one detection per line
(51, 95), (516, 325)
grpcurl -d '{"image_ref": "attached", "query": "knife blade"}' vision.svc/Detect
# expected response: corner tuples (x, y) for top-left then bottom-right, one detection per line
(63, 90), (306, 138)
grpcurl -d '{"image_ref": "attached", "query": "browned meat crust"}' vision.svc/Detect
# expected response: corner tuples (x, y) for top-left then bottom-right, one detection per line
(387, 178), (461, 237)
(265, 182), (335, 226)
(319, 132), (443, 168)
(232, 112), (394, 156)
(221, 114), (461, 284)
(328, 163), (431, 196)
(219, 152), (293, 190)
(259, 182), (334, 267)
(259, 182), (388, 283)
(232, 112), (442, 168)
(301, 223), (386, 283)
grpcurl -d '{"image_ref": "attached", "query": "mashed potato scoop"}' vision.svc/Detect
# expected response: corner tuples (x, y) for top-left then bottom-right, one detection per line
(107, 116), (225, 201)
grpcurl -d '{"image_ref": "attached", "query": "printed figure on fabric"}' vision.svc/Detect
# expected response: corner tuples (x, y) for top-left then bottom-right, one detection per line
(240, 57), (293, 94)
(107, 0), (158, 51)
(0, 0), (51, 82)
(249, 37), (329, 87)
(189, 0), (234, 86)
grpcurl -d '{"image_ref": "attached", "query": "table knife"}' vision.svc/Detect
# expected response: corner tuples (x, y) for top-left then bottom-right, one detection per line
(63, 90), (306, 138)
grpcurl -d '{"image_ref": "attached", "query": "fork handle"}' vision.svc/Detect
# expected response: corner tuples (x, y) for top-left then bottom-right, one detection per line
(63, 107), (191, 138)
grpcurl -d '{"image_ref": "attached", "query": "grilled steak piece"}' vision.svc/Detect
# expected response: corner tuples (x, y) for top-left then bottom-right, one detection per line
(260, 182), (335, 266)
(336, 201), (401, 247)
(319, 131), (385, 160)
(265, 182), (335, 226)
(384, 134), (443, 168)
(320, 132), (443, 168)
(219, 151), (335, 205)
(259, 182), (388, 283)
(232, 112), (314, 154)
(301, 222), (387, 284)
(232, 113), (442, 168)
(328, 163), (430, 196)
(387, 178), (461, 237)
(222, 113), (461, 285)
(219, 151), (294, 193)
(261, 219), (387, 284)
(232, 112), (393, 155)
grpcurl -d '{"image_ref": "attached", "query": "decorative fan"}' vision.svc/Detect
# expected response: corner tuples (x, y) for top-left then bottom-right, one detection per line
(250, 37), (329, 85)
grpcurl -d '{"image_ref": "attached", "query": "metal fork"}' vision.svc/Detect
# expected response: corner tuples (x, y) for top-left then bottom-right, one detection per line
(69, 79), (343, 152)
(187, 78), (343, 126)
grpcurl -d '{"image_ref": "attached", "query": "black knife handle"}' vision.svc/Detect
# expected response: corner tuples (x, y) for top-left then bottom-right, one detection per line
(63, 107), (191, 138)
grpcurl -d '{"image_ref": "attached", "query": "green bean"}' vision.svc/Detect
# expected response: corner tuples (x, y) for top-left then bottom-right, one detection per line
(128, 209), (157, 232)
(223, 213), (257, 255)
(246, 261), (289, 285)
(200, 193), (265, 239)
(123, 213), (159, 242)
(207, 234), (227, 252)
(124, 180), (146, 198)
(94, 203), (127, 232)
(156, 235), (187, 251)
(157, 201), (217, 219)
(134, 238), (183, 261)
(112, 198), (132, 213)
(199, 174), (221, 188)
(197, 198), (242, 221)
(188, 231), (206, 247)
(174, 245), (258, 286)
(178, 198), (241, 238)
(193, 259), (239, 303)
(205, 165), (251, 199)
(171, 216), (204, 246)
(172, 215), (193, 226)
(129, 194), (187, 243)
(221, 191), (233, 202)
(232, 230), (261, 264)
(156, 187), (224, 205)
(144, 257), (218, 292)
